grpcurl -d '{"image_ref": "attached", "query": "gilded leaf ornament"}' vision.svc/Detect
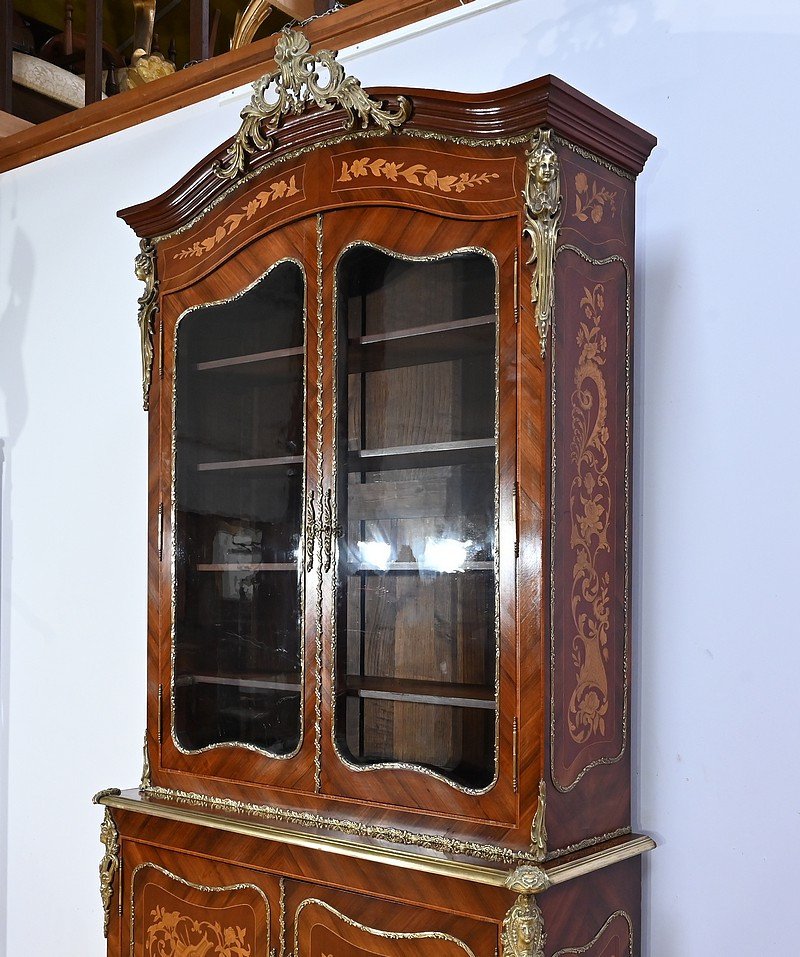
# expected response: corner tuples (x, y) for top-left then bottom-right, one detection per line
(135, 238), (159, 411)
(216, 28), (411, 180)
(174, 175), (301, 259)
(568, 283), (611, 745)
(337, 156), (500, 193)
(530, 779), (547, 861)
(146, 904), (252, 957)
(523, 128), (562, 357)
(98, 807), (120, 938)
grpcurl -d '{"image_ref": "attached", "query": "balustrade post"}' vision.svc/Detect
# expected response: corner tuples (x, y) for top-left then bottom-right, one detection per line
(85, 0), (103, 104)
(189, 0), (210, 62)
(0, 0), (12, 113)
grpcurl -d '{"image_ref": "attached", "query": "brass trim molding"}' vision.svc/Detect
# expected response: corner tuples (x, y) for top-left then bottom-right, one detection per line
(549, 246), (631, 793)
(530, 779), (547, 862)
(545, 825), (632, 861)
(129, 862), (270, 957)
(523, 128), (563, 357)
(217, 27), (411, 180)
(327, 240), (503, 798)
(134, 238), (159, 411)
(552, 135), (634, 183)
(313, 212), (325, 794)
(125, 785), (536, 869)
(294, 898), (476, 956)
(169, 257), (308, 762)
(552, 911), (633, 956)
(99, 789), (654, 885)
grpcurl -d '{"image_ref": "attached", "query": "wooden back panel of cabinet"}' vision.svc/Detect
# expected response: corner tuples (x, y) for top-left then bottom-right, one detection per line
(120, 59), (655, 862)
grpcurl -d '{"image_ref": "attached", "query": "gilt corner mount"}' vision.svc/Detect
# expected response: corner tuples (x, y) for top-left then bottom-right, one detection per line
(523, 127), (563, 357)
(216, 27), (412, 181)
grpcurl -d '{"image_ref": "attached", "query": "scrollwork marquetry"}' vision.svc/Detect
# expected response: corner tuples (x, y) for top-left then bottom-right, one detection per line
(523, 128), (562, 357)
(216, 28), (411, 180)
(502, 868), (548, 957)
(567, 282), (611, 746)
(530, 779), (547, 862)
(134, 238), (159, 411)
(337, 154), (500, 193)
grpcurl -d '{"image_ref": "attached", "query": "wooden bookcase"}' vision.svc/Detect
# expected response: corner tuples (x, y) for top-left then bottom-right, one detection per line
(97, 27), (656, 957)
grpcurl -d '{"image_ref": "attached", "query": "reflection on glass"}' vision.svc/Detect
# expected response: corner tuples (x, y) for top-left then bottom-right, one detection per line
(334, 246), (498, 790)
(173, 261), (305, 754)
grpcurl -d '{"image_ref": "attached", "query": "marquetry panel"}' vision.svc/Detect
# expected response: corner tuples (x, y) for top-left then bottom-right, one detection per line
(549, 249), (630, 800)
(130, 863), (270, 957)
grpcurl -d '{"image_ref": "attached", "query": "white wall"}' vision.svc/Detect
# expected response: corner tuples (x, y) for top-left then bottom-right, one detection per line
(1, 1), (798, 953)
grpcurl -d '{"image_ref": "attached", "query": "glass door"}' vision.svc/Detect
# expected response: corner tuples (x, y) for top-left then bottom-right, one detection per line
(172, 258), (307, 759)
(333, 246), (498, 790)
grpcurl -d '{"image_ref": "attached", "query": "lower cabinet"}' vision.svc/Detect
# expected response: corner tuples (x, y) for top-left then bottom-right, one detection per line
(108, 800), (645, 957)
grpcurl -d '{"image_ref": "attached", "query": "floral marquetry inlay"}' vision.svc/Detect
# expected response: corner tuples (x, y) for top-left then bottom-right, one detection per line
(173, 173), (303, 260)
(337, 155), (501, 194)
(572, 172), (617, 225)
(567, 282), (612, 746)
(146, 904), (252, 957)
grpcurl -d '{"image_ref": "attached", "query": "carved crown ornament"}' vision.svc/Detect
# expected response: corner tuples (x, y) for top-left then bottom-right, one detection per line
(216, 28), (412, 180)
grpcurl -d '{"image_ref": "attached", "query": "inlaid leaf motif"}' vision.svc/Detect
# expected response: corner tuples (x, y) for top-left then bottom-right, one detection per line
(174, 174), (301, 260)
(573, 172), (617, 225)
(336, 156), (500, 194)
(146, 904), (252, 957)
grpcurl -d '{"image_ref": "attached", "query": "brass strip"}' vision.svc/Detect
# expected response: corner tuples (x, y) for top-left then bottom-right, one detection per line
(314, 212), (324, 793)
(552, 134), (635, 182)
(96, 791), (654, 889)
(552, 911), (633, 957)
(158, 316), (164, 380)
(157, 684), (162, 745)
(546, 825), (631, 861)
(513, 247), (519, 324)
(157, 502), (163, 561)
(293, 898), (476, 957)
(512, 718), (518, 793)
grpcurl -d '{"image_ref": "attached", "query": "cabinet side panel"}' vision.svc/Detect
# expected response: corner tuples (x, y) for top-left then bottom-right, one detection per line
(542, 857), (641, 956)
(548, 249), (631, 848)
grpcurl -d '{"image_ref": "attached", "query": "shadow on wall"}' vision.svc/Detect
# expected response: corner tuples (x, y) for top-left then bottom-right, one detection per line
(0, 195), (33, 957)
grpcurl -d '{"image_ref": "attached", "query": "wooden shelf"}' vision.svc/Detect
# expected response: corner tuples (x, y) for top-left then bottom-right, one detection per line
(344, 675), (495, 711)
(196, 345), (304, 374)
(197, 454), (303, 472)
(348, 561), (493, 573)
(349, 314), (495, 374)
(347, 438), (494, 473)
(177, 672), (301, 693)
(196, 563), (297, 572)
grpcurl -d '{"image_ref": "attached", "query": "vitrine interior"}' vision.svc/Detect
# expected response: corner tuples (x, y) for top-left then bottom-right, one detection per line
(102, 42), (656, 957)
(334, 246), (499, 791)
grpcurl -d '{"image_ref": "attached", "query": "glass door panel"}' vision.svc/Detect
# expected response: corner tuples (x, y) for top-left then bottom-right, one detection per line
(173, 260), (306, 755)
(334, 246), (498, 791)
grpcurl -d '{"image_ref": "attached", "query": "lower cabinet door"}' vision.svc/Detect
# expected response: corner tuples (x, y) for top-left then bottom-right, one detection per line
(129, 858), (272, 957)
(288, 883), (495, 957)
